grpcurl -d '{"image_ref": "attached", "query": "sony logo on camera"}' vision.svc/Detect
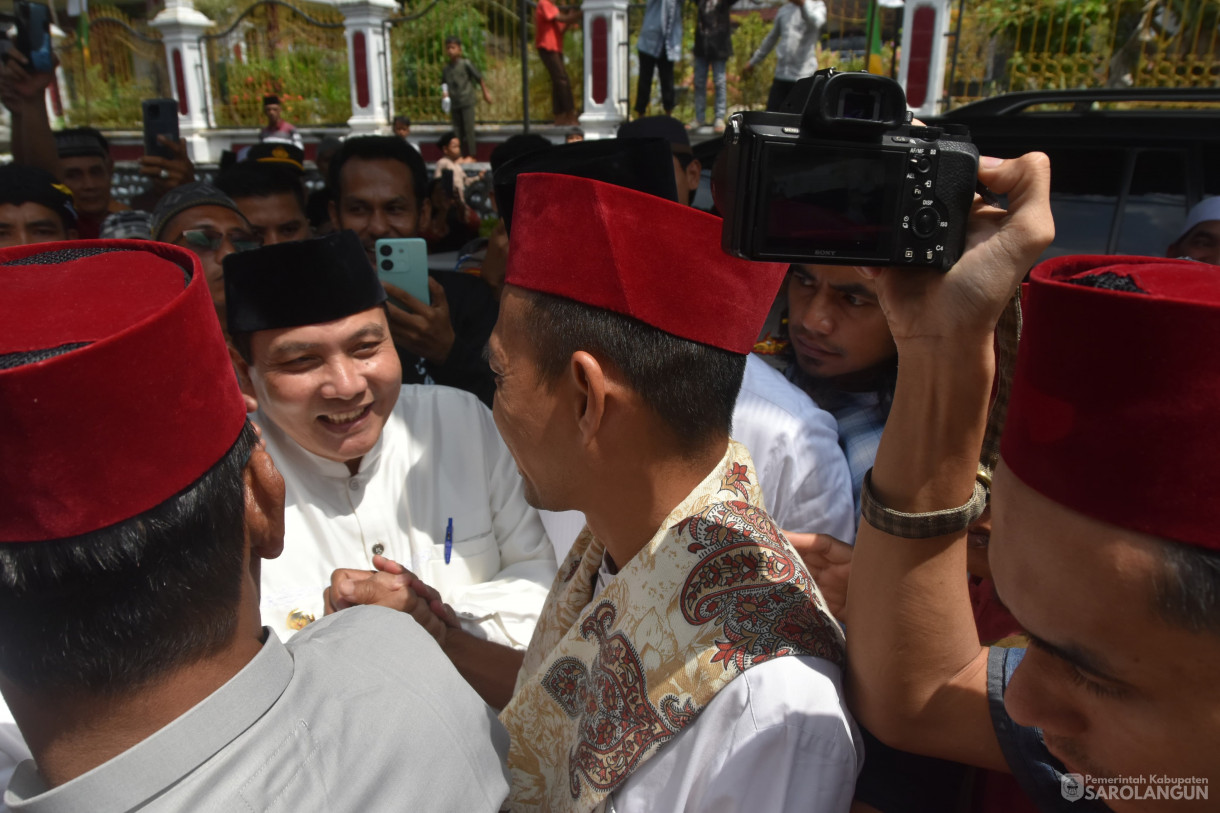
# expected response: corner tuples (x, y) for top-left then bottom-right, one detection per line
(719, 68), (978, 272)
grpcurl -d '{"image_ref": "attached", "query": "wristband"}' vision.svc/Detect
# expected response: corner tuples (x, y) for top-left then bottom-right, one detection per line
(861, 468), (989, 539)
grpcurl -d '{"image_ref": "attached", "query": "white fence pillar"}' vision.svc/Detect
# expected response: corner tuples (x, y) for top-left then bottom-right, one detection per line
(897, 0), (951, 118)
(579, 0), (629, 138)
(150, 0), (215, 161)
(149, 0), (214, 134)
(338, 0), (397, 133)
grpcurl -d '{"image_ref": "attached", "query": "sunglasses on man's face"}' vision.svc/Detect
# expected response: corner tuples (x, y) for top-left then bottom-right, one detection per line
(176, 228), (262, 255)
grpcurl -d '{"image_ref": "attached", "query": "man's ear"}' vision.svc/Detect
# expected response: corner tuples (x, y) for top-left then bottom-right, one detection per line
(229, 345), (259, 413)
(244, 442), (285, 562)
(569, 350), (607, 445)
(417, 197), (433, 234)
(684, 158), (702, 200)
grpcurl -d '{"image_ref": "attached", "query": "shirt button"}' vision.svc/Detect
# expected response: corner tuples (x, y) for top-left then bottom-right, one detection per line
(372, 543), (385, 556)
(287, 609), (316, 631)
(349, 479), (360, 491)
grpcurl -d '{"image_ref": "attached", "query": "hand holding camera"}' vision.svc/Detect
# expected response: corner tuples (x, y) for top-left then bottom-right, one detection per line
(720, 68), (979, 272)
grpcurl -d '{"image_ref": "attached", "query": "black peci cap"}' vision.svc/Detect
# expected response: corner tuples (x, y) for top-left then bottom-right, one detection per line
(223, 230), (387, 335)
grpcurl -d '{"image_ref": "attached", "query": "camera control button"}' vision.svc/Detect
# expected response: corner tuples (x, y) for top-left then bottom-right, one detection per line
(912, 207), (940, 238)
(911, 156), (932, 174)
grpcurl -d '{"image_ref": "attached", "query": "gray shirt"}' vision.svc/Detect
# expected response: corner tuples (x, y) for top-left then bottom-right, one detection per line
(748, 0), (827, 82)
(5, 607), (510, 812)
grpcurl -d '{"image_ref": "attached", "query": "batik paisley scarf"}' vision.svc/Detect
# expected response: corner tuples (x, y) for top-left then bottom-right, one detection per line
(500, 441), (845, 812)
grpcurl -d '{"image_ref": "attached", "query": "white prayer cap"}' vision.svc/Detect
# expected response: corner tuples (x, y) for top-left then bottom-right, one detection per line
(1175, 197), (1220, 243)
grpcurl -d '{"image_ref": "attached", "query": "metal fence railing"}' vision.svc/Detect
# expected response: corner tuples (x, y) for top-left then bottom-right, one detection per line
(50, 0), (1220, 133)
(387, 0), (586, 126)
(57, 5), (169, 128)
(946, 0), (1220, 110)
(201, 0), (350, 128)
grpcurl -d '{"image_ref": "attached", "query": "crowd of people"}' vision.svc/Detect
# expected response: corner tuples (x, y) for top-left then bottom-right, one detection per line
(3, 32), (1220, 813)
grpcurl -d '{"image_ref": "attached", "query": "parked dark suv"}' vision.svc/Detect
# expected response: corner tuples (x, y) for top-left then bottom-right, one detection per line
(694, 86), (1220, 260)
(930, 87), (1220, 259)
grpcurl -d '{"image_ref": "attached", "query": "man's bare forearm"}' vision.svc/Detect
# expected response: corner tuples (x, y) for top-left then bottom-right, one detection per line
(847, 341), (1005, 771)
(845, 153), (1054, 774)
(12, 97), (60, 178)
(443, 629), (524, 711)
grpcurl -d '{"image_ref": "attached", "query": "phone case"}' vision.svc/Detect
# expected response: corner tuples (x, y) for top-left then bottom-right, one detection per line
(142, 98), (180, 160)
(375, 238), (431, 306)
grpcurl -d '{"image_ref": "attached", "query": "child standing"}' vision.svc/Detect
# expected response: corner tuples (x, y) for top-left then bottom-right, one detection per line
(441, 36), (493, 159)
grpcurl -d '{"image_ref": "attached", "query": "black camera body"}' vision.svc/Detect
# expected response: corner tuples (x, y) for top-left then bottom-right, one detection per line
(720, 69), (978, 271)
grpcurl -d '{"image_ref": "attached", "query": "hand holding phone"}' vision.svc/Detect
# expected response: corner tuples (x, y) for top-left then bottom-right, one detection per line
(14, 2), (52, 73)
(376, 238), (431, 306)
(142, 98), (180, 160)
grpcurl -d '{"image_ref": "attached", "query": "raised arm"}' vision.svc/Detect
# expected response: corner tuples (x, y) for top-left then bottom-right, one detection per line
(800, 0), (827, 27)
(0, 50), (60, 178)
(845, 153), (1054, 772)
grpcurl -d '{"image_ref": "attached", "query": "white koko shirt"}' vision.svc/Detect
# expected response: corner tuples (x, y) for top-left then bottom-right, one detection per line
(258, 384), (556, 645)
(591, 557), (862, 813)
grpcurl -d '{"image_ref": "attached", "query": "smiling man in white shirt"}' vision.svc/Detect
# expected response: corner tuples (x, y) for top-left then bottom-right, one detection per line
(224, 230), (556, 645)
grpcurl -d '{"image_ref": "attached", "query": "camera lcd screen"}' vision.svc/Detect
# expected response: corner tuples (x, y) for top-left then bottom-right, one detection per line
(756, 142), (905, 261)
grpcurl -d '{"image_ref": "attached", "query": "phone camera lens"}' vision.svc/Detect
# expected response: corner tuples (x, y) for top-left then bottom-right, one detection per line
(380, 259), (394, 271)
(379, 245), (392, 256)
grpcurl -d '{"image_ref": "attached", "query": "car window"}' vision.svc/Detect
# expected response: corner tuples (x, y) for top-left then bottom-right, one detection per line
(1041, 147), (1126, 257)
(1203, 148), (1220, 198)
(1115, 150), (1186, 257)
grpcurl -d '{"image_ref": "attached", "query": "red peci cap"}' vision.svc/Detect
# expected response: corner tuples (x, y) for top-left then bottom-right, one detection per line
(504, 173), (789, 354)
(0, 240), (248, 542)
(1001, 255), (1220, 550)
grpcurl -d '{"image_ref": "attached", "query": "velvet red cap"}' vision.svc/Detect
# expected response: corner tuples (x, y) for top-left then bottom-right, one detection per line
(0, 240), (247, 542)
(1001, 255), (1220, 550)
(505, 173), (789, 354)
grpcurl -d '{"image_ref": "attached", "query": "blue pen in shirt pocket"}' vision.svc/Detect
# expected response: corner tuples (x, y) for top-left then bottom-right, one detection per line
(444, 517), (454, 564)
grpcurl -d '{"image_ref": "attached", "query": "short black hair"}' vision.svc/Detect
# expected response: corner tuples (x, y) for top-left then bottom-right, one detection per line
(328, 135), (427, 207)
(445, 35), (461, 46)
(437, 130), (459, 150)
(55, 126), (111, 159)
(393, 115), (411, 129)
(231, 331), (254, 365)
(1154, 539), (1220, 636)
(0, 420), (258, 695)
(521, 290), (744, 455)
(216, 162), (307, 213)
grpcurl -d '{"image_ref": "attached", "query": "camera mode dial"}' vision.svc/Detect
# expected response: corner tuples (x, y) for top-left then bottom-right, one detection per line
(912, 206), (941, 239)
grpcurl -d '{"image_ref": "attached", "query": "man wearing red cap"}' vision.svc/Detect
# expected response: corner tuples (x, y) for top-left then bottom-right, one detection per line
(346, 173), (858, 812)
(0, 240), (510, 810)
(848, 153), (1220, 809)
